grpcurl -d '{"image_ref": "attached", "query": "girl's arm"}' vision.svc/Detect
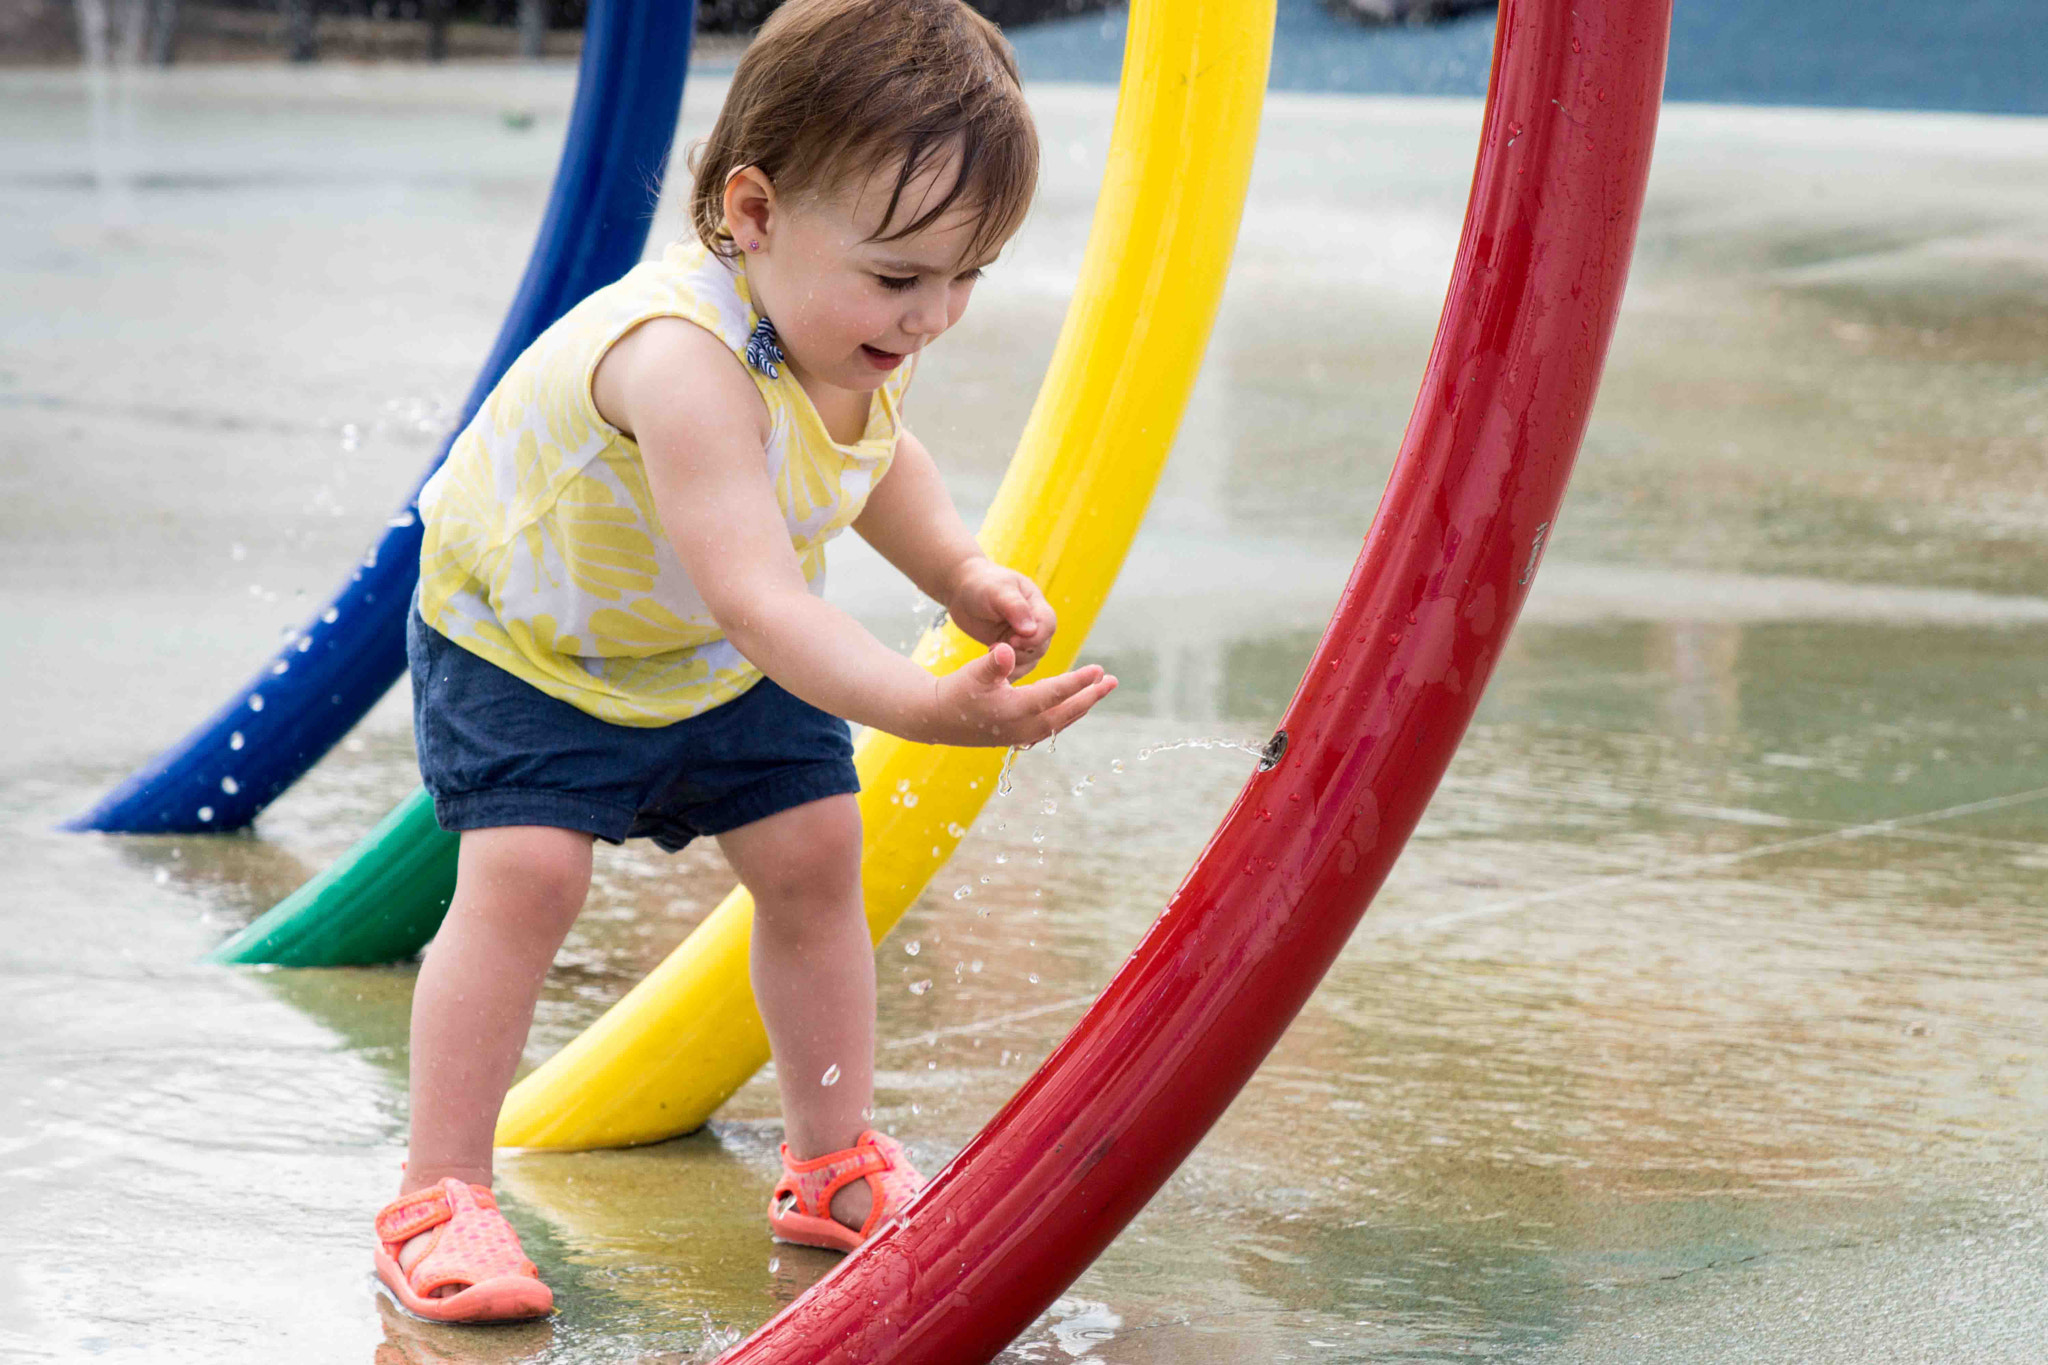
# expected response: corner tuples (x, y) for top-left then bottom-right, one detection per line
(853, 426), (1056, 679)
(593, 319), (1112, 746)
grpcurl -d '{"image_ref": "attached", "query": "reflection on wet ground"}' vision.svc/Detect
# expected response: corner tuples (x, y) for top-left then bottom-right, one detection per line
(4, 67), (2047, 1365)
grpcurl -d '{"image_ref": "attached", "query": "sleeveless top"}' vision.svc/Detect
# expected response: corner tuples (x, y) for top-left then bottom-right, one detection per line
(415, 239), (909, 727)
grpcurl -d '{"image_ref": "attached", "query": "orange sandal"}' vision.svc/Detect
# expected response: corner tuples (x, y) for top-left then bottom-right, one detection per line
(769, 1129), (925, 1253)
(373, 1177), (554, 1323)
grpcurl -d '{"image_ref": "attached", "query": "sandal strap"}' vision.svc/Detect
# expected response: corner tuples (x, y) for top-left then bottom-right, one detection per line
(376, 1185), (457, 1245)
(374, 1179), (504, 1246)
(859, 1132), (923, 1227)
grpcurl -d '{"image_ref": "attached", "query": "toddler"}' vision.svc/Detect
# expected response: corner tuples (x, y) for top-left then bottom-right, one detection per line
(372, 0), (1116, 1323)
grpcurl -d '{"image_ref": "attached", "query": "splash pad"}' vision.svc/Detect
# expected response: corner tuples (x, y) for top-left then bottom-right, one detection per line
(84, 0), (1673, 1358)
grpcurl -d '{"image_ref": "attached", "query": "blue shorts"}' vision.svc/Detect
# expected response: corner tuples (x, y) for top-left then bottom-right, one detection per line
(407, 607), (859, 853)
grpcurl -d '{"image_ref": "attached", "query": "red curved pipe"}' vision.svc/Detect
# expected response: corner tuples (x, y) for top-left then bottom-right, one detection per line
(717, 1), (1672, 1359)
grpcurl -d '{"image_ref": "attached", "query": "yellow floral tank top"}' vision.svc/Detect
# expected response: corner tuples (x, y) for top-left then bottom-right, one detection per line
(416, 238), (908, 726)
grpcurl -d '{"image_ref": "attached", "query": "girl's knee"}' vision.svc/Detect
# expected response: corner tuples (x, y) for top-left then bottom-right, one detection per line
(728, 797), (862, 912)
(457, 826), (593, 925)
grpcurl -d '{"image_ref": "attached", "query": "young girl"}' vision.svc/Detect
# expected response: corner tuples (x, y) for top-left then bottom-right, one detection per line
(371, 0), (1116, 1323)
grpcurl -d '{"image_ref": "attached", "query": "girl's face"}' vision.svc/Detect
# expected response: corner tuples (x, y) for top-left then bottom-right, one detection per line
(724, 157), (1000, 398)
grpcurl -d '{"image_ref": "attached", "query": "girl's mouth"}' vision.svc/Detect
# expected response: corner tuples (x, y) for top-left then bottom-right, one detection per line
(860, 344), (904, 370)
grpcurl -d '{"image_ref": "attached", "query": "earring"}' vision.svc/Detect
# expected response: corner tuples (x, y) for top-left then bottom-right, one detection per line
(747, 239), (763, 252)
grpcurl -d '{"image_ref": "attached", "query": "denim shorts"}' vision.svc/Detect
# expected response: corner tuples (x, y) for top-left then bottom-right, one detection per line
(407, 607), (859, 852)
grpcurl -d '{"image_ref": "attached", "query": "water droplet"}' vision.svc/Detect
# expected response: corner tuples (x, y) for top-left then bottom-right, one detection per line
(1032, 829), (1046, 846)
(994, 852), (1009, 865)
(820, 1064), (841, 1087)
(902, 793), (918, 808)
(768, 1257), (780, 1273)
(946, 823), (966, 838)
(953, 885), (972, 900)
(909, 979), (932, 995)
(247, 694), (264, 712)
(270, 660), (289, 675)
(321, 607), (339, 624)
(911, 1103), (921, 1115)
(229, 732), (244, 750)
(1110, 758), (1125, 774)
(1072, 775), (1094, 794)
(897, 778), (911, 793)
(197, 806), (214, 822)
(1040, 798), (1057, 815)
(220, 777), (239, 795)
(905, 940), (921, 956)
(969, 959), (983, 973)
(1027, 973), (1040, 984)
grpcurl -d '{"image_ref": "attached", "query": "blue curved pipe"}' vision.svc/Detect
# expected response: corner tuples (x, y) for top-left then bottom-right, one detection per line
(69, 0), (698, 834)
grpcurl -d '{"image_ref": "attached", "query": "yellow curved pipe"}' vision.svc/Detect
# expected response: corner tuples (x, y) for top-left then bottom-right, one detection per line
(496, 0), (1276, 1150)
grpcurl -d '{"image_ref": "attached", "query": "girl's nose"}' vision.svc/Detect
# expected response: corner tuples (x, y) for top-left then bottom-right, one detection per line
(903, 290), (948, 339)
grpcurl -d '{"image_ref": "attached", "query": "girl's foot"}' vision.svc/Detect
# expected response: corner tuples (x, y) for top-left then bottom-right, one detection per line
(769, 1130), (924, 1253)
(829, 1176), (874, 1233)
(373, 1178), (554, 1323)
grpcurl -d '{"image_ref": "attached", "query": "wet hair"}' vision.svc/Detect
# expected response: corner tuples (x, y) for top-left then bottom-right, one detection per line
(689, 0), (1039, 267)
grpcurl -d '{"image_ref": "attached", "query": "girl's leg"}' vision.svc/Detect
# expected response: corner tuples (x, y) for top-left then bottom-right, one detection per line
(716, 793), (877, 1230)
(402, 824), (593, 1198)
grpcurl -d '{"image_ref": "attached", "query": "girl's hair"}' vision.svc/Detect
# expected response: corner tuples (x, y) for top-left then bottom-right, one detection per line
(690, 0), (1039, 267)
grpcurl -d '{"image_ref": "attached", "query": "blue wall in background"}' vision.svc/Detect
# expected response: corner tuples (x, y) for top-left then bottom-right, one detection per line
(1007, 0), (2048, 116)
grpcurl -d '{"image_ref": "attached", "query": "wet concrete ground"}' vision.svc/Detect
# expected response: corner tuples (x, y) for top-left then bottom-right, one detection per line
(3, 61), (2047, 1364)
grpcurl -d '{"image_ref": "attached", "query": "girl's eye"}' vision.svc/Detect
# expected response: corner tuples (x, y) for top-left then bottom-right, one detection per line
(876, 274), (918, 293)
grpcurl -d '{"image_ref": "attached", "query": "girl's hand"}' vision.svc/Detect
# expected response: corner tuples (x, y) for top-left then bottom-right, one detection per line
(927, 644), (1116, 747)
(947, 561), (1056, 680)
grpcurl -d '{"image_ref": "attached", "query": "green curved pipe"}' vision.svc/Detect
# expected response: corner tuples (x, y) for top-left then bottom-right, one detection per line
(207, 787), (455, 966)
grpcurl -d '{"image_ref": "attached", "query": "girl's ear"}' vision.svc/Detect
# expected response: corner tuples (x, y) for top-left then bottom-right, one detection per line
(723, 166), (777, 253)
